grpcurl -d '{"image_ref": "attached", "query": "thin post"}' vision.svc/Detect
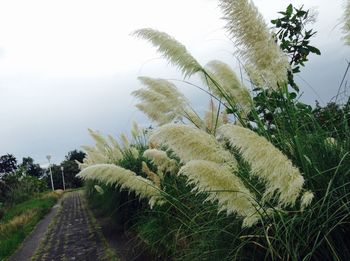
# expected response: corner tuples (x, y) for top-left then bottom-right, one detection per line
(46, 155), (55, 191)
(61, 166), (66, 190)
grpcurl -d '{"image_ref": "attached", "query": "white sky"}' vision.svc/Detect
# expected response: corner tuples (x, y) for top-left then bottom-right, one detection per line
(0, 0), (348, 165)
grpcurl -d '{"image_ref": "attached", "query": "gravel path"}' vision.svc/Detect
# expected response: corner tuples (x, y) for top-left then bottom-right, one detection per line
(31, 191), (112, 261)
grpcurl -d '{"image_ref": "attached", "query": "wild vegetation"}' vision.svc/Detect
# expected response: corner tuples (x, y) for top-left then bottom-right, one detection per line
(0, 190), (62, 260)
(78, 1), (350, 260)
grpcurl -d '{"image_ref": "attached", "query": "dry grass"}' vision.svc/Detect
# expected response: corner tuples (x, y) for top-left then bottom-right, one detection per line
(0, 209), (38, 235)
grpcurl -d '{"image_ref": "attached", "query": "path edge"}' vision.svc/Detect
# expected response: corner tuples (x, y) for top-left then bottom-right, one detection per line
(8, 196), (64, 261)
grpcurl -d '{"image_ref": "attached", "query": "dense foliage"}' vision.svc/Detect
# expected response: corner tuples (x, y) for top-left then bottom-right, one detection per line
(0, 155), (46, 204)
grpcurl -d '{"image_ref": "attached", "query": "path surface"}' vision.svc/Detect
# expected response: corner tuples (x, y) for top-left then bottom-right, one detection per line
(31, 192), (111, 261)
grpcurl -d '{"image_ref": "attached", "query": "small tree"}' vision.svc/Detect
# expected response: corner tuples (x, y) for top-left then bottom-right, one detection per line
(271, 4), (321, 91)
(0, 154), (17, 177)
(19, 157), (44, 178)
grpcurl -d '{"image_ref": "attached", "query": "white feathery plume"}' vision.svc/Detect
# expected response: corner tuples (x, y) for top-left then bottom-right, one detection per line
(88, 129), (109, 153)
(219, 0), (289, 89)
(81, 130), (123, 168)
(218, 124), (305, 206)
(132, 77), (189, 125)
(342, 0), (350, 46)
(204, 60), (252, 116)
(138, 77), (187, 102)
(149, 123), (237, 169)
(94, 185), (104, 194)
(130, 147), (140, 159)
(324, 137), (337, 147)
(143, 149), (178, 174)
(245, 64), (266, 87)
(135, 103), (178, 125)
(179, 160), (260, 227)
(120, 133), (130, 149)
(107, 135), (121, 150)
(106, 135), (124, 161)
(81, 145), (109, 167)
(131, 121), (140, 140)
(133, 88), (172, 105)
(77, 164), (163, 208)
(133, 28), (203, 77)
(300, 191), (314, 211)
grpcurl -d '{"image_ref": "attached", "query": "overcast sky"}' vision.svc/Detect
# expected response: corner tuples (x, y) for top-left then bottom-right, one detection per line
(0, 0), (348, 165)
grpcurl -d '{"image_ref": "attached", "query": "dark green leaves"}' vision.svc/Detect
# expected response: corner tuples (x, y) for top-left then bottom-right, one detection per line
(307, 45), (321, 55)
(286, 4), (293, 17)
(271, 4), (321, 92)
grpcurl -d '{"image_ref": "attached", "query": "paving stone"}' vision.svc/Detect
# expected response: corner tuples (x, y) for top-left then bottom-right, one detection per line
(32, 192), (109, 261)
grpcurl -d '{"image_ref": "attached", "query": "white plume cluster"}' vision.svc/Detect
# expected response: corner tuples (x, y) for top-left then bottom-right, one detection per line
(132, 77), (189, 125)
(79, 129), (123, 169)
(77, 164), (163, 208)
(143, 149), (178, 174)
(342, 0), (350, 46)
(179, 160), (260, 227)
(149, 123), (237, 169)
(133, 28), (203, 78)
(203, 60), (252, 116)
(218, 124), (306, 206)
(219, 0), (289, 89)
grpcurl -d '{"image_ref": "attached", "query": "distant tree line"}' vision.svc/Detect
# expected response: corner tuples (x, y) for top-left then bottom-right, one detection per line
(0, 150), (85, 204)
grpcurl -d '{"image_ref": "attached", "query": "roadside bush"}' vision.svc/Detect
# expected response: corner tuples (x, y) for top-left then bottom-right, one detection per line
(1, 173), (47, 205)
(8, 176), (47, 204)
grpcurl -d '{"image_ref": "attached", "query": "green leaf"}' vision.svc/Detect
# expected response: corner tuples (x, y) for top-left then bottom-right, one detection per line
(292, 66), (300, 73)
(289, 92), (297, 99)
(286, 4), (293, 17)
(296, 10), (306, 17)
(307, 45), (321, 55)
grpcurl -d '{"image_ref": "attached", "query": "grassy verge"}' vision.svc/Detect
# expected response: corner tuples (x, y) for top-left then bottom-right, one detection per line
(0, 190), (62, 260)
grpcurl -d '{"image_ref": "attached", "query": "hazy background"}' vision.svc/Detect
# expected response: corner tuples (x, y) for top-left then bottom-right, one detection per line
(0, 0), (348, 165)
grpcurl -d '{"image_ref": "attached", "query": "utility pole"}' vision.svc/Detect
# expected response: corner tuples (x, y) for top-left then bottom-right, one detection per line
(46, 155), (55, 191)
(61, 166), (66, 190)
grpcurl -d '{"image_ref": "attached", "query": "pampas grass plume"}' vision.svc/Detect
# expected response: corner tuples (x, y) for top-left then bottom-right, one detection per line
(219, 0), (289, 89)
(342, 0), (350, 45)
(179, 160), (259, 227)
(77, 164), (163, 207)
(150, 123), (237, 168)
(204, 60), (252, 116)
(143, 148), (178, 174)
(219, 124), (305, 207)
(133, 28), (202, 78)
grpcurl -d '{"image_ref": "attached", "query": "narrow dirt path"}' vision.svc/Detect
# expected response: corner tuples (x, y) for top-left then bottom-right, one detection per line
(31, 191), (113, 261)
